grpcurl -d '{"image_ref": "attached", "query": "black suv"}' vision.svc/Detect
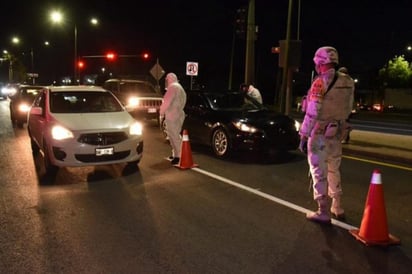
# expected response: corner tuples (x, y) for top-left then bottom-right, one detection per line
(9, 84), (45, 128)
(103, 79), (163, 125)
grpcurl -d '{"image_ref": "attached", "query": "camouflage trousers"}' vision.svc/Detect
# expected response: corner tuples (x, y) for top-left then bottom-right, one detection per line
(307, 134), (343, 201)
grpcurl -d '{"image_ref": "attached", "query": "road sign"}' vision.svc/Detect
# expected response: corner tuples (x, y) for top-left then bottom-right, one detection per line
(150, 63), (165, 81)
(186, 62), (198, 76)
(27, 73), (39, 78)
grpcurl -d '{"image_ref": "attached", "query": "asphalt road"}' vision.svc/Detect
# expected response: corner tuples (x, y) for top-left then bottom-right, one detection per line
(1, 99), (411, 274)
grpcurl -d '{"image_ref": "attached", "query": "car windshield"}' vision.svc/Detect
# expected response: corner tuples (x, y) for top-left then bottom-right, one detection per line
(119, 82), (157, 94)
(50, 91), (124, 113)
(206, 92), (264, 111)
(21, 87), (42, 100)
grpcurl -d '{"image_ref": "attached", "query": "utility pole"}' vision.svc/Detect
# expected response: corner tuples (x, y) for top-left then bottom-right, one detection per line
(244, 0), (256, 85)
(228, 26), (236, 90)
(31, 48), (35, 84)
(279, 0), (293, 115)
(9, 59), (13, 83)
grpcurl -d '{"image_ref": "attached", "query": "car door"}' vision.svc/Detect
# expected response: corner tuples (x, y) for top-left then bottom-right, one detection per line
(28, 90), (47, 148)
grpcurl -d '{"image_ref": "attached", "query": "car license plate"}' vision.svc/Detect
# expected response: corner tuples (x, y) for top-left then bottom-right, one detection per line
(95, 147), (114, 156)
(148, 108), (157, 113)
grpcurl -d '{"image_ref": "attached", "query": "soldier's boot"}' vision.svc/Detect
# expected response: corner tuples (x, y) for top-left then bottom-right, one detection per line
(306, 196), (331, 223)
(330, 196), (345, 220)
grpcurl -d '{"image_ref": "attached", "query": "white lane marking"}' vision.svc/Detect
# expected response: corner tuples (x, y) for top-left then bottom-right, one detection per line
(192, 167), (358, 231)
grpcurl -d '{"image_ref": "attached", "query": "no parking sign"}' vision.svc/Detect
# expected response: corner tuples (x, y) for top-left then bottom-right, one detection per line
(186, 62), (198, 76)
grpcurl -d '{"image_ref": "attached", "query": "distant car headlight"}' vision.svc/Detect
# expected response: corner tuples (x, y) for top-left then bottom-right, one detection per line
(233, 121), (258, 133)
(294, 120), (301, 131)
(51, 125), (74, 140)
(129, 121), (143, 136)
(2, 87), (17, 96)
(127, 97), (140, 108)
(18, 103), (31, 113)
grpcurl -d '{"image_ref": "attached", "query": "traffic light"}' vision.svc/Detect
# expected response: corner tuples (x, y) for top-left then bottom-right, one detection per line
(235, 6), (247, 39)
(106, 51), (117, 61)
(142, 52), (150, 60)
(77, 60), (85, 69)
(271, 47), (280, 54)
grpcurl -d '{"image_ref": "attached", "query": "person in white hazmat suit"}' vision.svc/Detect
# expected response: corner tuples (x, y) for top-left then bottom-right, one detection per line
(299, 46), (354, 223)
(160, 73), (187, 165)
(240, 83), (263, 105)
(247, 84), (263, 104)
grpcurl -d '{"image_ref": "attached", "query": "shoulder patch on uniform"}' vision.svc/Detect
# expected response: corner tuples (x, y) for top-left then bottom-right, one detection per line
(309, 78), (325, 101)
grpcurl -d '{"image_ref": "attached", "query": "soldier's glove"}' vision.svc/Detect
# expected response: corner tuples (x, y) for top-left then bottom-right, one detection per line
(299, 137), (308, 154)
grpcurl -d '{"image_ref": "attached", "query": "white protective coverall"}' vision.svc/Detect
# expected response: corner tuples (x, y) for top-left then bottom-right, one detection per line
(160, 73), (187, 159)
(299, 68), (354, 217)
(247, 85), (263, 104)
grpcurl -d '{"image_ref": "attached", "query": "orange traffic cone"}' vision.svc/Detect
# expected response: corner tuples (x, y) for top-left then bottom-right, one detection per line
(176, 129), (198, 170)
(350, 169), (400, 246)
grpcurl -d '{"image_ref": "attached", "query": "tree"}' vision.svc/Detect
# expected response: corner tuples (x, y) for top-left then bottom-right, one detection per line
(379, 55), (412, 88)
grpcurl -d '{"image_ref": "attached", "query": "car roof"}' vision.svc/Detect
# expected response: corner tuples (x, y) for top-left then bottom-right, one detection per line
(47, 85), (108, 93)
(19, 85), (46, 89)
(189, 90), (242, 95)
(105, 79), (149, 83)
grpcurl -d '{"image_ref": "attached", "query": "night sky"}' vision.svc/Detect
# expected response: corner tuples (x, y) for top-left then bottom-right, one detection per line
(1, 0), (411, 100)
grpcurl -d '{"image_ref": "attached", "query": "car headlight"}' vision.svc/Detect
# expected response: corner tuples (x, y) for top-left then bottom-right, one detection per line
(51, 125), (74, 140)
(129, 121), (143, 135)
(233, 121), (258, 133)
(127, 97), (140, 108)
(18, 103), (31, 113)
(3, 87), (17, 96)
(294, 120), (301, 131)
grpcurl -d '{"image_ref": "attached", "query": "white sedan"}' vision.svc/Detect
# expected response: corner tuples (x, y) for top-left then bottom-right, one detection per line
(27, 85), (143, 175)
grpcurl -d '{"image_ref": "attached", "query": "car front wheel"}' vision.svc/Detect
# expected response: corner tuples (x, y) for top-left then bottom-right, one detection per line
(211, 128), (230, 158)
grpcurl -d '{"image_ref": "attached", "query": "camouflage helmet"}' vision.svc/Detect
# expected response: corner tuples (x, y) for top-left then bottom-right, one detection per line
(313, 46), (339, 65)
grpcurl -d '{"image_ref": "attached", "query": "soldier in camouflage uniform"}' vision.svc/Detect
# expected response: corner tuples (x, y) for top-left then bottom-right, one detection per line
(299, 46), (355, 223)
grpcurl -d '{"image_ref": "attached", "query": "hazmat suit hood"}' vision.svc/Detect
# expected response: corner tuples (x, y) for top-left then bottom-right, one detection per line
(166, 73), (178, 86)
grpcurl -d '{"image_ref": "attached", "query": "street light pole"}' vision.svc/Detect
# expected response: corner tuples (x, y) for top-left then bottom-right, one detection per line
(30, 48), (35, 84)
(8, 60), (13, 82)
(49, 10), (98, 85)
(74, 24), (78, 84)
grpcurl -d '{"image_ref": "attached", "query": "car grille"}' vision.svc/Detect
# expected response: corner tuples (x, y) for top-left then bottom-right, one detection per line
(78, 132), (128, 145)
(75, 151), (131, 162)
(140, 99), (162, 108)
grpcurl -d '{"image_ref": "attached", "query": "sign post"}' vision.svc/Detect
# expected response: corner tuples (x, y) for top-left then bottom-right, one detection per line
(27, 73), (39, 84)
(150, 58), (165, 93)
(186, 61), (198, 90)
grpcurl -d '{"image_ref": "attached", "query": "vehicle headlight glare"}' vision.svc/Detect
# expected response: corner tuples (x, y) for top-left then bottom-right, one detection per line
(130, 121), (143, 135)
(51, 125), (74, 140)
(294, 120), (301, 131)
(127, 97), (140, 107)
(233, 121), (257, 133)
(18, 103), (31, 113)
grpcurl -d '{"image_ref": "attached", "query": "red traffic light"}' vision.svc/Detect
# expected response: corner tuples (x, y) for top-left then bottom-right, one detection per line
(271, 47), (280, 54)
(142, 52), (150, 60)
(106, 52), (117, 61)
(77, 60), (85, 69)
